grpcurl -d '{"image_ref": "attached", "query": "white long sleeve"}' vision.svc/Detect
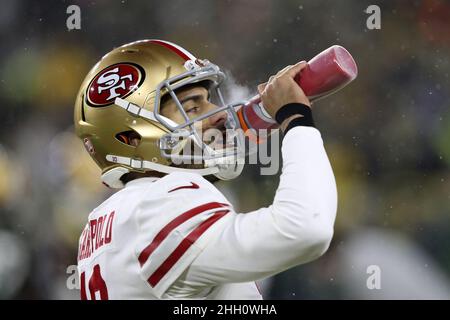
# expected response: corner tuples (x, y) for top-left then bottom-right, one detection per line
(166, 126), (338, 294)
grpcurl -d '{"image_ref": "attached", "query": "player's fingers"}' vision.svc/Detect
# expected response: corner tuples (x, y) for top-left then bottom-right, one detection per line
(275, 64), (293, 76)
(260, 62), (307, 93)
(276, 61), (307, 79)
(281, 61), (308, 79)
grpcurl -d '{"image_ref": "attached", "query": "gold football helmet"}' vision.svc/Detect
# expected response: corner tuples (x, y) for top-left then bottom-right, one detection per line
(74, 40), (245, 188)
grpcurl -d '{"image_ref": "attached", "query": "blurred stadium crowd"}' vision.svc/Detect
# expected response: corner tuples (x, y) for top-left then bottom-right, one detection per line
(0, 0), (449, 299)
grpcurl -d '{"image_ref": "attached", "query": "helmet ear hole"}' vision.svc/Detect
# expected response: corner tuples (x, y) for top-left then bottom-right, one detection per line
(115, 131), (141, 146)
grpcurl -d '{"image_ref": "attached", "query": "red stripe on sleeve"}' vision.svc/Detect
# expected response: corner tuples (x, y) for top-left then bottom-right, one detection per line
(148, 210), (229, 287)
(138, 202), (229, 266)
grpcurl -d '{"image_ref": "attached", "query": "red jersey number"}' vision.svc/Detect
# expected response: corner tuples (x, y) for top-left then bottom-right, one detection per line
(80, 264), (109, 300)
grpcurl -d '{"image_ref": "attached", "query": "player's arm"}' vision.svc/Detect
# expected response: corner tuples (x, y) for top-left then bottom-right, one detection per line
(166, 63), (337, 294)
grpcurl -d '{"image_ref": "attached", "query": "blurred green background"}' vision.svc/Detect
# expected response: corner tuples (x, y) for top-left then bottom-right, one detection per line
(0, 0), (449, 299)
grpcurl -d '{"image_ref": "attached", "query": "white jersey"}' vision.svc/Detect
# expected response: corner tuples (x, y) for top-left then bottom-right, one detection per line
(77, 127), (337, 299)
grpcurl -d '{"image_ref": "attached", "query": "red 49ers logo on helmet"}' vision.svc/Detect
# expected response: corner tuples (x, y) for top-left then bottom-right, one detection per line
(86, 63), (145, 107)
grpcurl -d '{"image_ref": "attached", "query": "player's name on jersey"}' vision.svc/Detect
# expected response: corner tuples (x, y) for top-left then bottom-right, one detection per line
(78, 211), (115, 261)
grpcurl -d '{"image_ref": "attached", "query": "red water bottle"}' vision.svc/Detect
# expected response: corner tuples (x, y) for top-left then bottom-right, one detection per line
(236, 45), (358, 141)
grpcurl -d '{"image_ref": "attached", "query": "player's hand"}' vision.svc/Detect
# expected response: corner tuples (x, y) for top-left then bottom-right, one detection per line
(257, 61), (311, 119)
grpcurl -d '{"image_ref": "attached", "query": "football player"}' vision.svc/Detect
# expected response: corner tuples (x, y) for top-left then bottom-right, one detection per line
(74, 40), (337, 299)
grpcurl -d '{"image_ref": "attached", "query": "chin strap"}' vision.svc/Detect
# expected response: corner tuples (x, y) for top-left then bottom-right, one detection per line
(102, 153), (246, 188)
(105, 154), (220, 175)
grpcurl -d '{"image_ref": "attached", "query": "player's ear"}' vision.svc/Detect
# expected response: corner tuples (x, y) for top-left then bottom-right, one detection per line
(128, 131), (141, 147)
(116, 131), (141, 147)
